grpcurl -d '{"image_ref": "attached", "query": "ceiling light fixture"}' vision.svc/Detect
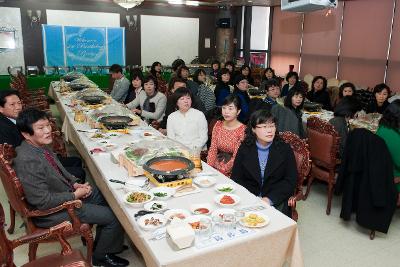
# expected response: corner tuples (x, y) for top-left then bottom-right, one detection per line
(168, 0), (184, 5)
(186, 1), (199, 6)
(113, 0), (144, 10)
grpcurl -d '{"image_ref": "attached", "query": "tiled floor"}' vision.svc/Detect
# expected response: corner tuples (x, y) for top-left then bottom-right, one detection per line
(2, 105), (400, 266)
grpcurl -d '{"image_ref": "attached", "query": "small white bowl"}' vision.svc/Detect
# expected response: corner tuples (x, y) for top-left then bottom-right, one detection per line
(164, 209), (191, 221)
(190, 203), (213, 215)
(102, 143), (118, 151)
(211, 208), (236, 219)
(214, 183), (236, 194)
(138, 213), (167, 231)
(149, 187), (175, 200)
(123, 177), (149, 193)
(214, 193), (241, 207)
(124, 191), (153, 208)
(193, 176), (216, 188)
(144, 201), (168, 212)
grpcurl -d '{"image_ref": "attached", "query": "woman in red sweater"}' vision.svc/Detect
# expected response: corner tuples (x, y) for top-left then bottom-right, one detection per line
(207, 94), (246, 177)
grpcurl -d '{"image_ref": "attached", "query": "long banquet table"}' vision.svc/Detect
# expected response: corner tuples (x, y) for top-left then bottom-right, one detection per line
(49, 82), (304, 267)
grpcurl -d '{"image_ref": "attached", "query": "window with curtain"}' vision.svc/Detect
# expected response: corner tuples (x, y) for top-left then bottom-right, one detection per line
(386, 0), (400, 93)
(270, 8), (303, 77)
(249, 6), (270, 67)
(300, 5), (343, 79)
(338, 0), (394, 88)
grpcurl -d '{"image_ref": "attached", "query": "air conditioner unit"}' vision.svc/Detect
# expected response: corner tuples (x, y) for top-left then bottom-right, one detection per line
(281, 0), (337, 12)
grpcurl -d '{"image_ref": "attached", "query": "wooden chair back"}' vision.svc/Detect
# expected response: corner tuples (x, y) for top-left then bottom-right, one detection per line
(279, 131), (311, 220)
(0, 144), (93, 262)
(307, 117), (339, 170)
(0, 202), (90, 267)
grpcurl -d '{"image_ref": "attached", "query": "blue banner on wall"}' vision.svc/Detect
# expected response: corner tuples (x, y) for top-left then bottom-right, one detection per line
(42, 25), (125, 67)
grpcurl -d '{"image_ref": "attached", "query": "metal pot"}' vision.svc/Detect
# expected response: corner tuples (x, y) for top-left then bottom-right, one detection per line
(303, 102), (322, 112)
(69, 83), (90, 91)
(143, 156), (194, 183)
(99, 115), (133, 130)
(81, 95), (106, 105)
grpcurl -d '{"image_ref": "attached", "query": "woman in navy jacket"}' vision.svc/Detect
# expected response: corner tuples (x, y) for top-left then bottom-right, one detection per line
(231, 110), (297, 217)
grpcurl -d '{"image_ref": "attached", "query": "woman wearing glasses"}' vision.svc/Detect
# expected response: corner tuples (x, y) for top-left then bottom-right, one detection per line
(231, 110), (297, 217)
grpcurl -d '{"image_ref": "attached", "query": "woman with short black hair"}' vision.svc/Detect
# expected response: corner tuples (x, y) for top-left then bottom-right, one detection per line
(210, 60), (221, 78)
(126, 75), (167, 124)
(306, 75), (331, 110)
(167, 88), (208, 150)
(214, 68), (232, 106)
(233, 75), (251, 123)
(193, 69), (216, 114)
(281, 71), (299, 97)
(231, 110), (297, 217)
(124, 69), (144, 104)
(283, 87), (306, 139)
(366, 83), (391, 114)
(238, 65), (254, 85)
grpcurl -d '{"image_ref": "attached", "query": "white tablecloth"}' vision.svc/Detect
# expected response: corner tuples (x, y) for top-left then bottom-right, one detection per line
(49, 84), (304, 267)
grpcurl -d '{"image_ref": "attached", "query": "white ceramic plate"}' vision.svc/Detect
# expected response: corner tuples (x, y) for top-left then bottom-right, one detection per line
(138, 213), (167, 231)
(238, 212), (270, 228)
(190, 203), (213, 215)
(124, 191), (153, 208)
(193, 176), (216, 188)
(211, 208), (236, 219)
(214, 183), (236, 194)
(214, 193), (241, 207)
(144, 201), (168, 212)
(164, 209), (191, 221)
(149, 187), (175, 200)
(184, 215), (210, 231)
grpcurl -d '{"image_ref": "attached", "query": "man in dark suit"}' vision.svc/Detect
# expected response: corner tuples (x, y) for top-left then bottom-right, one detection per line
(0, 90), (24, 147)
(0, 90), (85, 182)
(13, 108), (129, 267)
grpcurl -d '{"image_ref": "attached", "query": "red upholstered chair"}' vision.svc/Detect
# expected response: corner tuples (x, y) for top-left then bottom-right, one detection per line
(279, 131), (311, 221)
(304, 117), (340, 215)
(0, 144), (93, 262)
(0, 202), (91, 267)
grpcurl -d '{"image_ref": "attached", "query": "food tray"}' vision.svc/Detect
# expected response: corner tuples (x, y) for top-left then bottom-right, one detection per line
(145, 171), (193, 188)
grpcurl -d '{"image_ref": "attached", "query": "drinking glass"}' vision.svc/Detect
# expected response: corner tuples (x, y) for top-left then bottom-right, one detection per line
(189, 146), (203, 171)
(222, 214), (236, 238)
(195, 218), (212, 244)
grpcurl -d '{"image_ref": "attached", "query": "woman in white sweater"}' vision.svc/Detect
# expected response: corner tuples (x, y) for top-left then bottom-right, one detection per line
(126, 75), (167, 123)
(167, 87), (208, 150)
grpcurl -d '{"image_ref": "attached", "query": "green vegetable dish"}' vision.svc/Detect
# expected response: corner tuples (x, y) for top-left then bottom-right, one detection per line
(218, 187), (233, 193)
(154, 192), (168, 197)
